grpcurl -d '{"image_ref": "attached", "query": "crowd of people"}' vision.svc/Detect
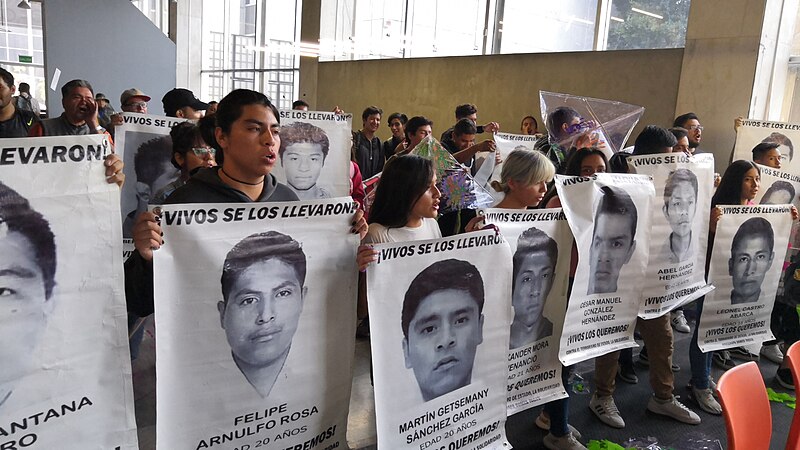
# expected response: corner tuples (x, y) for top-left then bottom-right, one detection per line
(1, 64), (798, 450)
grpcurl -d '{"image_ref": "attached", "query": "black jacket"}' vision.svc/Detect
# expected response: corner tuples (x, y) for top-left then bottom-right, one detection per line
(124, 168), (298, 316)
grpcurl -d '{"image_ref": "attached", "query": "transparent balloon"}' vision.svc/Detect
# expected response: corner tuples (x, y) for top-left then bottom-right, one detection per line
(539, 91), (645, 160)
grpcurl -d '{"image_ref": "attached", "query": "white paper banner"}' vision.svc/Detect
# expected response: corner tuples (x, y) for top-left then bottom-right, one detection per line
(0, 136), (138, 449)
(732, 120), (800, 173)
(483, 208), (571, 415)
(555, 173), (655, 365)
(491, 132), (538, 182)
(115, 112), (189, 237)
(154, 198), (359, 449)
(697, 204), (793, 352)
(627, 153), (715, 318)
(276, 110), (352, 200)
(367, 231), (512, 450)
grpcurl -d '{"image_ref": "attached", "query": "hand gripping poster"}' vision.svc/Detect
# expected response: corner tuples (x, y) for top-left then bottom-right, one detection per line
(555, 173), (655, 365)
(482, 208), (571, 415)
(153, 198), (359, 449)
(276, 110), (353, 200)
(627, 153), (715, 318)
(697, 205), (793, 352)
(115, 112), (189, 237)
(0, 135), (138, 449)
(367, 230), (512, 450)
(732, 119), (800, 174)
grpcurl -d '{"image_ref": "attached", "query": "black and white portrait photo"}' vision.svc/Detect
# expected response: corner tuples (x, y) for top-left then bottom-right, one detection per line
(588, 185), (638, 295)
(401, 259), (484, 402)
(510, 227), (556, 349)
(660, 168), (698, 264)
(218, 231), (306, 398)
(760, 180), (796, 205)
(729, 217), (775, 305)
(279, 122), (333, 200)
(0, 180), (56, 410)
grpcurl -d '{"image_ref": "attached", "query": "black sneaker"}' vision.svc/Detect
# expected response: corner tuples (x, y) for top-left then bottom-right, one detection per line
(729, 346), (759, 361)
(712, 351), (736, 370)
(617, 364), (638, 384)
(776, 368), (795, 390)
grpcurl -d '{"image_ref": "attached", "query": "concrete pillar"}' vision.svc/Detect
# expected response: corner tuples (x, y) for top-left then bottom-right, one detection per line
(298, 0), (321, 109)
(175, 0), (203, 94)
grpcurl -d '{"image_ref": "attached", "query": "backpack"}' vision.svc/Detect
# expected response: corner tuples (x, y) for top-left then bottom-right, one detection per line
(15, 95), (33, 113)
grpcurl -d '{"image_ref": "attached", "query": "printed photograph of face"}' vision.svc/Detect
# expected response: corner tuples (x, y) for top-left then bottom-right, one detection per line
(218, 231), (307, 398)
(123, 133), (178, 237)
(588, 185), (638, 295)
(729, 217), (774, 305)
(0, 181), (56, 409)
(761, 181), (796, 206)
(662, 169), (698, 264)
(510, 227), (557, 349)
(401, 259), (484, 402)
(279, 122), (332, 200)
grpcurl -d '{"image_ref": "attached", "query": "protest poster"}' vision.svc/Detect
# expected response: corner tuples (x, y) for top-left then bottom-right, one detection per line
(153, 198), (359, 449)
(276, 110), (352, 200)
(627, 153), (715, 318)
(754, 164), (800, 207)
(115, 112), (189, 237)
(483, 208), (571, 415)
(367, 230), (512, 450)
(490, 132), (538, 183)
(732, 119), (800, 174)
(697, 204), (793, 352)
(555, 173), (655, 365)
(0, 135), (138, 449)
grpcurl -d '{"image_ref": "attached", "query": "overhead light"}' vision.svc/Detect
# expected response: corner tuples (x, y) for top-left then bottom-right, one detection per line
(631, 7), (663, 20)
(17, 0), (31, 9)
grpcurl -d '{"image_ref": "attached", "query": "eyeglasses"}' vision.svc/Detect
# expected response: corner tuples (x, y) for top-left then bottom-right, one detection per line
(124, 101), (147, 109)
(191, 147), (216, 157)
(687, 125), (704, 131)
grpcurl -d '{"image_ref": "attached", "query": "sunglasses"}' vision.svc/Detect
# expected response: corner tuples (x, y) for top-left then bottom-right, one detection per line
(191, 147), (216, 157)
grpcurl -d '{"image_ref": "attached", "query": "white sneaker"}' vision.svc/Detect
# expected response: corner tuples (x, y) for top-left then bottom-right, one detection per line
(647, 395), (701, 424)
(670, 310), (691, 333)
(589, 394), (625, 428)
(534, 411), (582, 439)
(760, 343), (784, 364)
(690, 387), (722, 415)
(543, 432), (588, 450)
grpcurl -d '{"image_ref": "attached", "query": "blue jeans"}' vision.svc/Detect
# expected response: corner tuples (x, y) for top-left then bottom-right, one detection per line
(543, 365), (573, 437)
(689, 298), (712, 389)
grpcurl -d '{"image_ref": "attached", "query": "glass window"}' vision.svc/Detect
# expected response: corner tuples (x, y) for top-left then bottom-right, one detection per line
(499, 0), (598, 53)
(605, 0), (690, 50)
(0, 2), (45, 109)
(200, 0), (301, 104)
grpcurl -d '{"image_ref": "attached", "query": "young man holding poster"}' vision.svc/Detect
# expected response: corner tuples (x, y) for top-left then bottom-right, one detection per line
(126, 89), (368, 317)
(401, 259), (484, 402)
(0, 180), (56, 410)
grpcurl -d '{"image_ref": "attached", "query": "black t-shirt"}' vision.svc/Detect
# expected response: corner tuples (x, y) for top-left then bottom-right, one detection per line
(0, 109), (38, 138)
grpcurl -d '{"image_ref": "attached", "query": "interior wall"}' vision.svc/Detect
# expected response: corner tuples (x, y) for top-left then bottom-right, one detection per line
(315, 49), (684, 147)
(43, 0), (176, 116)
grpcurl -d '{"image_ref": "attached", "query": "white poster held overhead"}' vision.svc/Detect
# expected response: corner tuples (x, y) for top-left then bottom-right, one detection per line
(627, 153), (715, 318)
(483, 208), (571, 415)
(697, 204), (793, 352)
(154, 198), (359, 449)
(115, 112), (189, 237)
(0, 135), (138, 449)
(754, 164), (800, 207)
(555, 173), (655, 365)
(732, 119), (800, 174)
(367, 231), (512, 450)
(276, 110), (352, 200)
(490, 132), (538, 182)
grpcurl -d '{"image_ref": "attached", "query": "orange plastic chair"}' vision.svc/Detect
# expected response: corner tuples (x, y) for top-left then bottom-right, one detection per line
(716, 361), (772, 450)
(785, 341), (800, 450)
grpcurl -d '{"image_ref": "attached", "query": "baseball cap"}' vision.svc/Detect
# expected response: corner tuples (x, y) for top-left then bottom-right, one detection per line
(120, 88), (151, 106)
(162, 88), (209, 116)
(95, 93), (110, 103)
